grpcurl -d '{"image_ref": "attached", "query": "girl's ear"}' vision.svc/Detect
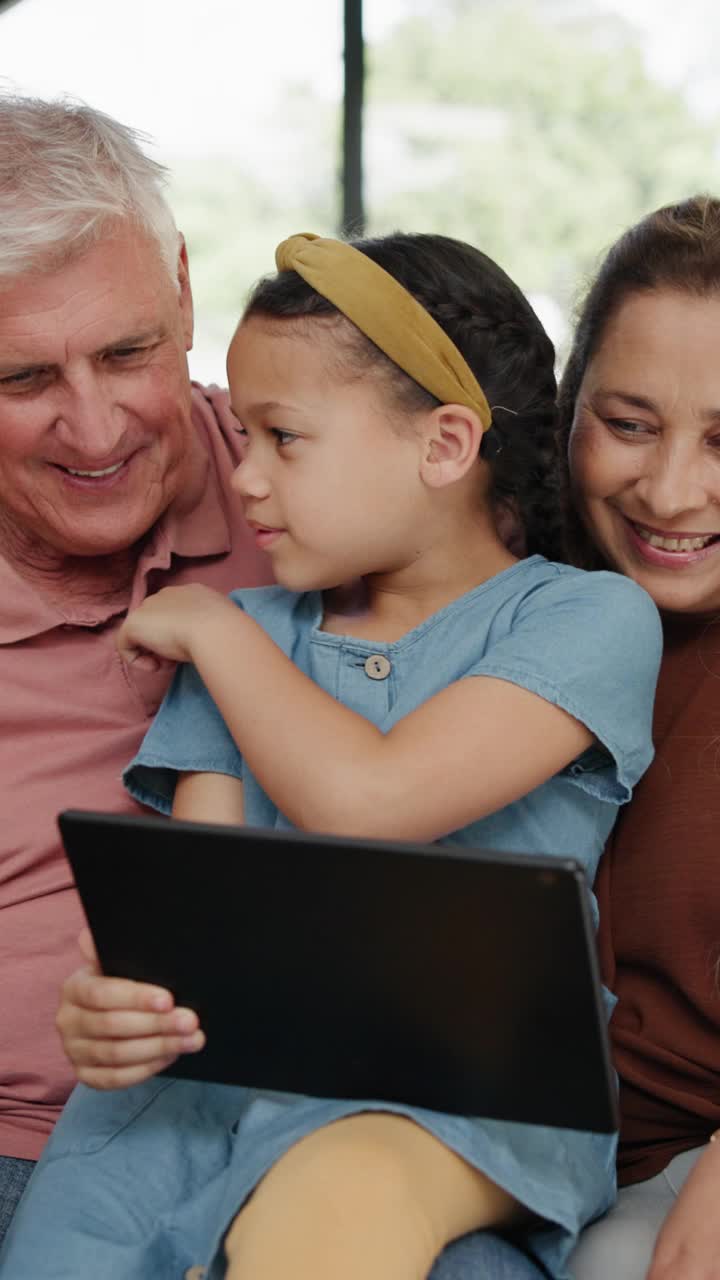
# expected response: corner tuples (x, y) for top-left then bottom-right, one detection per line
(419, 404), (486, 488)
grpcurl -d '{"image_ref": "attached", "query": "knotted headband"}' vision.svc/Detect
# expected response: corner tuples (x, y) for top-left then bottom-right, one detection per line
(275, 232), (492, 431)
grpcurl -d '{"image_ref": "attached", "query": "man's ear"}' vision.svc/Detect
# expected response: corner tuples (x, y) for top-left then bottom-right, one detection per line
(419, 404), (485, 488)
(177, 235), (195, 352)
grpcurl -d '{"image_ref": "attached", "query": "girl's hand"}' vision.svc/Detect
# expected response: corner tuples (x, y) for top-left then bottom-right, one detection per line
(117, 584), (234, 667)
(646, 1142), (720, 1280)
(56, 928), (205, 1090)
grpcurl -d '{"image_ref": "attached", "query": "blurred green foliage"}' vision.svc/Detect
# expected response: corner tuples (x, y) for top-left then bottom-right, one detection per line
(171, 0), (720, 371)
(368, 1), (720, 317)
(168, 96), (338, 363)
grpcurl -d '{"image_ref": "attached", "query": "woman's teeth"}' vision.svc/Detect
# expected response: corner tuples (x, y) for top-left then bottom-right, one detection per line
(635, 524), (715, 552)
(65, 461), (124, 478)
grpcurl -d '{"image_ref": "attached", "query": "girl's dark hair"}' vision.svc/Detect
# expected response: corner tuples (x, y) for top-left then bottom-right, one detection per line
(558, 194), (720, 566)
(245, 232), (561, 559)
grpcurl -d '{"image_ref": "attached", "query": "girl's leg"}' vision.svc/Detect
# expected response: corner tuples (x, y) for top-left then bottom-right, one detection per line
(224, 1111), (526, 1280)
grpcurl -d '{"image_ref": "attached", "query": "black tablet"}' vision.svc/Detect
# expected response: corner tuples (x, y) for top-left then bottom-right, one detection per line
(58, 809), (617, 1133)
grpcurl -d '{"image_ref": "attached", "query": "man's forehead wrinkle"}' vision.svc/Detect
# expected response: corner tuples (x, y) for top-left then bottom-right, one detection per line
(0, 290), (159, 364)
(2, 277), (117, 318)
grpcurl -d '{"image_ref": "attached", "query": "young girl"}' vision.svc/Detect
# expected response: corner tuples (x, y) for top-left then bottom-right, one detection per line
(1, 232), (661, 1280)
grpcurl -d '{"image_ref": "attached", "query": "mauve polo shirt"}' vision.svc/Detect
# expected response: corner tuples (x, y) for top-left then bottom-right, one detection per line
(0, 384), (271, 1161)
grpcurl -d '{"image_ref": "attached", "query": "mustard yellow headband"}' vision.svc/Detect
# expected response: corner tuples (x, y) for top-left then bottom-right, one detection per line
(275, 232), (492, 432)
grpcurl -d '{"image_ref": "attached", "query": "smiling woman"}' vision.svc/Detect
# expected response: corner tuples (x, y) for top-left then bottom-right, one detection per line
(559, 195), (720, 1280)
(568, 288), (720, 614)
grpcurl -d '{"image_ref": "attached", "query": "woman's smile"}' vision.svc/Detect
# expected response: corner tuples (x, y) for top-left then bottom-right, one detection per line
(620, 513), (720, 567)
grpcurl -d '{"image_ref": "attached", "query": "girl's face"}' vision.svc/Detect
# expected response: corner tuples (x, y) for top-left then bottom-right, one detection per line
(226, 316), (430, 592)
(569, 288), (720, 614)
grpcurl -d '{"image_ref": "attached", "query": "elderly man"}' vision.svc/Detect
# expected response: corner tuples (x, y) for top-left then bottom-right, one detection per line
(0, 93), (270, 1241)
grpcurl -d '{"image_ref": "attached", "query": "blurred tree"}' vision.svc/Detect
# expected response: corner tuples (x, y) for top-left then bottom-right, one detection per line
(168, 89), (338, 366)
(367, 1), (720, 325)
(166, 0), (720, 371)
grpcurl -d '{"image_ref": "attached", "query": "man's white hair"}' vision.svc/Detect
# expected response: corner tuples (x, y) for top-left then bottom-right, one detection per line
(0, 94), (180, 285)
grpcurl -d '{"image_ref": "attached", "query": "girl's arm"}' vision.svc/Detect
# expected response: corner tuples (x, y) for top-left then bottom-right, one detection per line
(172, 770), (245, 825)
(118, 585), (594, 843)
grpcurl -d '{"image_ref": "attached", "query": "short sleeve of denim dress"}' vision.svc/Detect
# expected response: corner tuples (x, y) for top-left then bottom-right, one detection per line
(39, 557), (661, 1280)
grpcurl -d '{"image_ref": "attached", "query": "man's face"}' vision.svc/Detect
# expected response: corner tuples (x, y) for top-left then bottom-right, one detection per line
(0, 225), (198, 567)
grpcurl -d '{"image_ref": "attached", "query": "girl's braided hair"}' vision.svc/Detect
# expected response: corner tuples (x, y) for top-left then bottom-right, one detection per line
(245, 232), (564, 560)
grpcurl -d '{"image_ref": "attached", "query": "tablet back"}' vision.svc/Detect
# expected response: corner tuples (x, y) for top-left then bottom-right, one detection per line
(59, 809), (617, 1133)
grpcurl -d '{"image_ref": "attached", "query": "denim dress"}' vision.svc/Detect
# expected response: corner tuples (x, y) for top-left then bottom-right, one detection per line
(0, 558), (662, 1280)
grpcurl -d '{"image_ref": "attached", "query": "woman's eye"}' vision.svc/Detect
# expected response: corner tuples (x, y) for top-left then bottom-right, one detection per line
(606, 418), (651, 436)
